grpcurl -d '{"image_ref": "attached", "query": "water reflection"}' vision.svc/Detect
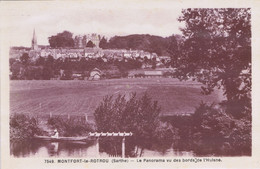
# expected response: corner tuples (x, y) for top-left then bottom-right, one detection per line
(10, 140), (97, 157)
(11, 138), (193, 158)
(10, 137), (245, 158)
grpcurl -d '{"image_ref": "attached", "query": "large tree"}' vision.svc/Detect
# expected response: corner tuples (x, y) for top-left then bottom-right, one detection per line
(166, 35), (182, 68)
(94, 93), (168, 156)
(48, 31), (74, 48)
(177, 8), (251, 118)
(99, 37), (108, 49)
(20, 53), (29, 65)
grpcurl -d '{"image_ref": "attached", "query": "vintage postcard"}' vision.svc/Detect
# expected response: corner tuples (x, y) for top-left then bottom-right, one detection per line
(1, 0), (260, 168)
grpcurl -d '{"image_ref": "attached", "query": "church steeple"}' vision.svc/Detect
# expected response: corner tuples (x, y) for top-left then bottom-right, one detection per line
(31, 29), (38, 50)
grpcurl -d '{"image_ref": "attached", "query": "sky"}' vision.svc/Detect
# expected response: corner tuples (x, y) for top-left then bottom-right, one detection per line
(0, 0), (185, 47)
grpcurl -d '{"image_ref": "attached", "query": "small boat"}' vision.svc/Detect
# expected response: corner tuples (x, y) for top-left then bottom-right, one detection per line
(34, 135), (90, 142)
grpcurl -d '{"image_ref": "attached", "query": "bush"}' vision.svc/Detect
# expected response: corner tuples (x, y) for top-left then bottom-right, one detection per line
(192, 102), (251, 156)
(47, 116), (94, 137)
(151, 122), (179, 153)
(94, 93), (161, 142)
(10, 114), (44, 141)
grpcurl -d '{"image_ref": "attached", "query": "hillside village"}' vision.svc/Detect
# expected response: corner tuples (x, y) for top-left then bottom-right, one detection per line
(9, 30), (175, 80)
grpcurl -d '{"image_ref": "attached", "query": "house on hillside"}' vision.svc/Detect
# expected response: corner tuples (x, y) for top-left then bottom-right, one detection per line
(9, 47), (30, 59)
(72, 71), (84, 80)
(128, 69), (145, 78)
(84, 47), (102, 58)
(89, 68), (102, 80)
(128, 69), (164, 78)
(84, 48), (96, 58)
(144, 70), (163, 78)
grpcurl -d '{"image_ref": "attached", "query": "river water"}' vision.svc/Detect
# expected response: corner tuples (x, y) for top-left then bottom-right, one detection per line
(10, 139), (195, 158)
(11, 136), (250, 158)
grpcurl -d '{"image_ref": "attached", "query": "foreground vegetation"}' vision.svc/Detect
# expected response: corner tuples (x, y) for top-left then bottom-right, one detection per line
(47, 117), (94, 137)
(94, 93), (251, 157)
(10, 113), (95, 140)
(10, 114), (44, 141)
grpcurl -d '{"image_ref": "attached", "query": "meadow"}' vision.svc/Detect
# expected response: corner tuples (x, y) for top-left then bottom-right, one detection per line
(10, 78), (224, 119)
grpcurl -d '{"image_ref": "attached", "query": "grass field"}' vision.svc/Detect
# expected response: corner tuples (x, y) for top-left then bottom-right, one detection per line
(10, 78), (224, 118)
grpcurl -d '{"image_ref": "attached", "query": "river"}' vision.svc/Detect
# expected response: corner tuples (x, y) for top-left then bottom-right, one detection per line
(10, 139), (195, 158)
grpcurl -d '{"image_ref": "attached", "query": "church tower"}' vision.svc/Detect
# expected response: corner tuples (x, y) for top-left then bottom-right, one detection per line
(31, 29), (38, 50)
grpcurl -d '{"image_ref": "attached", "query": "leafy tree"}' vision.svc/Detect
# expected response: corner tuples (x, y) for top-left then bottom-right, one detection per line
(20, 53), (30, 65)
(9, 58), (16, 67)
(48, 31), (74, 48)
(148, 38), (164, 56)
(99, 37), (108, 49)
(33, 67), (43, 80)
(86, 40), (95, 48)
(61, 69), (72, 80)
(45, 55), (55, 68)
(10, 114), (43, 141)
(177, 8), (251, 118)
(42, 66), (53, 80)
(35, 56), (45, 66)
(167, 35), (180, 67)
(94, 93), (168, 156)
(191, 102), (251, 156)
(78, 57), (87, 71)
(143, 56), (148, 64)
(10, 60), (23, 79)
(151, 57), (157, 69)
(82, 35), (87, 47)
(47, 117), (94, 137)
(22, 66), (43, 80)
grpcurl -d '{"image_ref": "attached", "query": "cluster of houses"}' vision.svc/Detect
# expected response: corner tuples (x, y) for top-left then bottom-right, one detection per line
(10, 30), (171, 64)
(10, 30), (175, 80)
(10, 46), (170, 64)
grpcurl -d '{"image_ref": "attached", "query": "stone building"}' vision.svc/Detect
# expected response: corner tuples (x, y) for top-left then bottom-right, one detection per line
(74, 33), (102, 48)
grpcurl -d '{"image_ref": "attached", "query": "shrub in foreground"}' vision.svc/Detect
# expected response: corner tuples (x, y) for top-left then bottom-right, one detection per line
(192, 102), (251, 156)
(47, 116), (95, 137)
(10, 114), (43, 141)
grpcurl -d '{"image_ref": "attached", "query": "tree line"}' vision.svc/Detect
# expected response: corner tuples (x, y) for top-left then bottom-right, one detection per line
(48, 31), (181, 57)
(9, 53), (143, 80)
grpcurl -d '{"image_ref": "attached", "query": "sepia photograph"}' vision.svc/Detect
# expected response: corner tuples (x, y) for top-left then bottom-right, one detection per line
(3, 2), (252, 160)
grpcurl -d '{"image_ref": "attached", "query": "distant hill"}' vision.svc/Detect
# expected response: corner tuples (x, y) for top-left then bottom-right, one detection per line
(107, 34), (181, 56)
